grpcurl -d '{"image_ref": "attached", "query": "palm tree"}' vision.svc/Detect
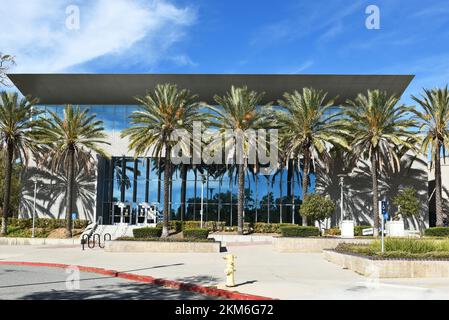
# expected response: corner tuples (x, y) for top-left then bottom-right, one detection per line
(121, 83), (205, 237)
(0, 92), (40, 235)
(277, 88), (348, 226)
(341, 90), (417, 236)
(37, 105), (109, 237)
(208, 86), (273, 235)
(412, 87), (449, 226)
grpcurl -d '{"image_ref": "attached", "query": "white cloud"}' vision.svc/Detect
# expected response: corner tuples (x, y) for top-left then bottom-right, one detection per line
(1, 0), (196, 72)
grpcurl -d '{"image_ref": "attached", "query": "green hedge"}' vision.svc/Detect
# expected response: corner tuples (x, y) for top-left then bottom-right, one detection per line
(253, 223), (295, 234)
(183, 228), (209, 239)
(157, 220), (183, 233)
(425, 227), (449, 237)
(279, 226), (320, 237)
(1, 218), (89, 230)
(133, 227), (162, 238)
(182, 221), (226, 232)
(116, 237), (214, 242)
(222, 223), (253, 233)
(354, 225), (372, 236)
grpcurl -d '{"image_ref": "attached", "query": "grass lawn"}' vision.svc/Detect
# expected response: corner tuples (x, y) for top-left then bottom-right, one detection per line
(335, 238), (449, 259)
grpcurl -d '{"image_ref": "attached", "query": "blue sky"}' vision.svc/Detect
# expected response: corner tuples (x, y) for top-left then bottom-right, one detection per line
(2, 0), (449, 104)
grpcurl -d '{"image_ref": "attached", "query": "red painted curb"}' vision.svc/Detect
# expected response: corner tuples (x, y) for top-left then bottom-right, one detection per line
(0, 261), (273, 300)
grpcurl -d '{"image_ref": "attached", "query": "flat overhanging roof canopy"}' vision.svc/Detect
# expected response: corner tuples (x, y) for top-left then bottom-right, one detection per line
(7, 74), (414, 105)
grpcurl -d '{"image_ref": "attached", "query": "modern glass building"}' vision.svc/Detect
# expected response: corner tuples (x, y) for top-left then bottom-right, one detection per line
(8, 74), (417, 226)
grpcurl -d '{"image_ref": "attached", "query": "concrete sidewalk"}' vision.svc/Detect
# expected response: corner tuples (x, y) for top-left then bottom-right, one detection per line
(1, 243), (449, 299)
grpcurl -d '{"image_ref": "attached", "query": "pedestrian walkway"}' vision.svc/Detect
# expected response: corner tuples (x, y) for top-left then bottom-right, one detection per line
(1, 243), (449, 299)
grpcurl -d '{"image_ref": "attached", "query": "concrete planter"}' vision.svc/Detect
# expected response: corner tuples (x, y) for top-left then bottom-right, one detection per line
(273, 237), (373, 253)
(323, 249), (449, 278)
(105, 240), (221, 253)
(386, 221), (405, 237)
(0, 237), (78, 246)
(341, 220), (355, 238)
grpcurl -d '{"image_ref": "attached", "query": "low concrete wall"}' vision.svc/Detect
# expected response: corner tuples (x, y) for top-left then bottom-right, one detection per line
(323, 250), (449, 278)
(0, 237), (79, 246)
(209, 234), (275, 244)
(105, 240), (221, 253)
(273, 237), (373, 253)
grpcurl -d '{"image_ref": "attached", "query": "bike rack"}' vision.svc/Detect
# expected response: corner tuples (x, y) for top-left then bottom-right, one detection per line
(99, 233), (112, 249)
(82, 233), (111, 250)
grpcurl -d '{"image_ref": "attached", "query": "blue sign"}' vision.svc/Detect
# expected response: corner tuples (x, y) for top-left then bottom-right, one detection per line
(72, 212), (77, 220)
(381, 201), (389, 220)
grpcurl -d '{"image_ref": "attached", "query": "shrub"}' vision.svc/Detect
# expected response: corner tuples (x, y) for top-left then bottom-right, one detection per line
(133, 227), (162, 238)
(253, 223), (294, 234)
(300, 194), (336, 224)
(336, 238), (449, 259)
(157, 220), (183, 233)
(183, 228), (209, 239)
(182, 221), (226, 232)
(324, 227), (341, 236)
(279, 226), (320, 237)
(73, 220), (89, 229)
(371, 238), (449, 253)
(116, 237), (214, 242)
(425, 227), (449, 237)
(354, 225), (372, 236)
(2, 218), (89, 230)
(393, 187), (420, 219)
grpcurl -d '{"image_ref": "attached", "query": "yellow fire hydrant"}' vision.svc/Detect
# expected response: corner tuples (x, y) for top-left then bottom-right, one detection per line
(223, 254), (236, 287)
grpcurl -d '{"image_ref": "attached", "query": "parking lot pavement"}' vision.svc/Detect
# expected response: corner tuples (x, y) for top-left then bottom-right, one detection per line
(0, 265), (221, 300)
(2, 244), (449, 299)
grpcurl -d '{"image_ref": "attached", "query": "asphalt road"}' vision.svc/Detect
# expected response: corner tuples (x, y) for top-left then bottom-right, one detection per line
(0, 265), (220, 300)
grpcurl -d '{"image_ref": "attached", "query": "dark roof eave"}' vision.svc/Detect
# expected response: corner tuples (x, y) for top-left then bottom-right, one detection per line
(7, 73), (415, 105)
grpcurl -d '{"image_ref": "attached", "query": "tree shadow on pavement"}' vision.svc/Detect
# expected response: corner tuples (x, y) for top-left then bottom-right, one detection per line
(18, 281), (222, 300)
(175, 275), (222, 287)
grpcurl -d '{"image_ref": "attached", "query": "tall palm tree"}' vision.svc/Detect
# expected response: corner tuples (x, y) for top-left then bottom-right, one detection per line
(341, 90), (417, 236)
(122, 83), (205, 237)
(277, 88), (348, 226)
(37, 105), (109, 237)
(412, 87), (449, 226)
(0, 92), (40, 235)
(209, 86), (273, 235)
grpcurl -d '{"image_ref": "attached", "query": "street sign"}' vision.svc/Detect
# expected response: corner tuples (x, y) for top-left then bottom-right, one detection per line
(379, 200), (388, 253)
(362, 228), (374, 236)
(383, 201), (389, 220)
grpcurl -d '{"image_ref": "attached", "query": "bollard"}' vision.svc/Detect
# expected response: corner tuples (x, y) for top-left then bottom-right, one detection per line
(223, 254), (236, 287)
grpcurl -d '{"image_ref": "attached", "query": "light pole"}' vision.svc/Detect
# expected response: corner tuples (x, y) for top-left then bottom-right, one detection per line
(337, 174), (345, 225)
(32, 179), (37, 238)
(200, 173), (206, 228)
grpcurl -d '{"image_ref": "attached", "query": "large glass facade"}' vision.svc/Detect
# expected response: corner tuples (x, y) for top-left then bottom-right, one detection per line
(37, 104), (318, 225)
(97, 156), (313, 225)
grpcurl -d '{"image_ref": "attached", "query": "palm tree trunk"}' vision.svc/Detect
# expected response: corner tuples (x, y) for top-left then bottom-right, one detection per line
(237, 163), (245, 235)
(371, 153), (379, 237)
(301, 149), (310, 226)
(0, 143), (14, 236)
(162, 146), (171, 237)
(65, 147), (75, 238)
(180, 164), (187, 222)
(435, 140), (444, 226)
